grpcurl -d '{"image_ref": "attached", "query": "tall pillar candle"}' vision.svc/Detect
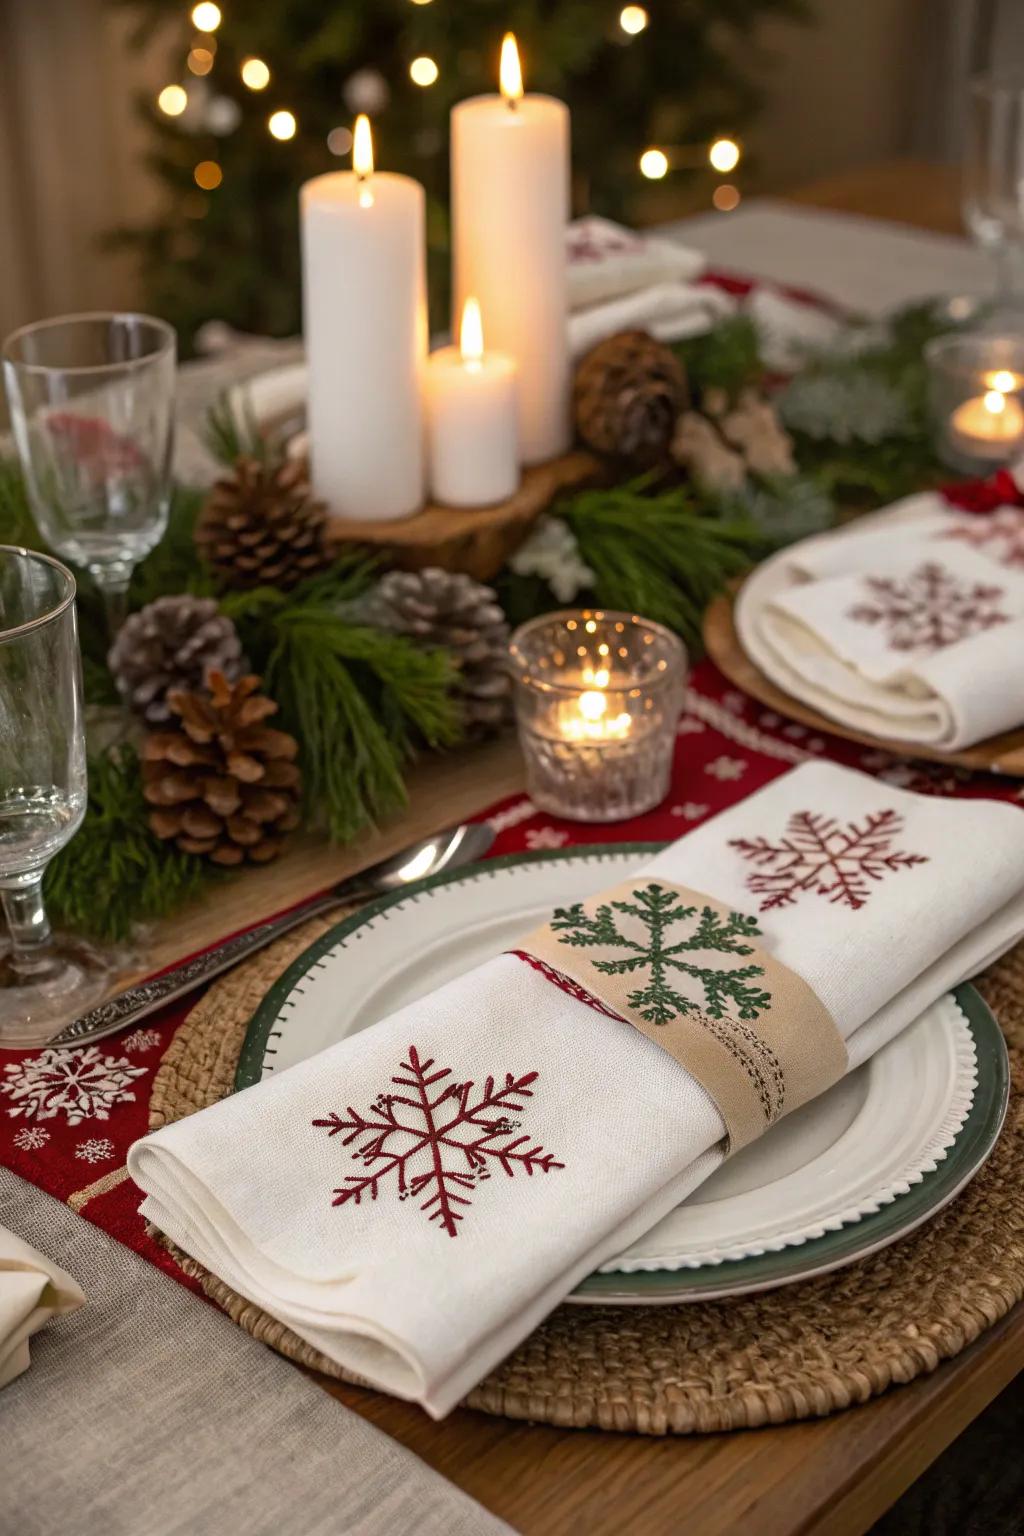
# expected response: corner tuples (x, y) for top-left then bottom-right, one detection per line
(451, 34), (570, 465)
(301, 115), (426, 521)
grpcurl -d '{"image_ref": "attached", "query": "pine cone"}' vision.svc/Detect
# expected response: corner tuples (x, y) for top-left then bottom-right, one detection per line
(142, 671), (301, 866)
(108, 595), (245, 724)
(195, 457), (331, 590)
(573, 330), (688, 466)
(369, 567), (511, 736)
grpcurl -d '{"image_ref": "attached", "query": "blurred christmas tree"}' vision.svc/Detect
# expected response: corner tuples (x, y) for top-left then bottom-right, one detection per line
(110, 0), (809, 347)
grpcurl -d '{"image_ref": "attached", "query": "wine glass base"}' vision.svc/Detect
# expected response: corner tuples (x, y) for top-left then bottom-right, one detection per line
(0, 936), (123, 1050)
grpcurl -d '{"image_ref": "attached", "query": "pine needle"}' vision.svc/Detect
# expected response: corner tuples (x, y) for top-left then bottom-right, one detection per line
(559, 479), (763, 654)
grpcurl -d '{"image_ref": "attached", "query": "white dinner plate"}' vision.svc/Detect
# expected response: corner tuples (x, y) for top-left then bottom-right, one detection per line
(237, 846), (1007, 1304)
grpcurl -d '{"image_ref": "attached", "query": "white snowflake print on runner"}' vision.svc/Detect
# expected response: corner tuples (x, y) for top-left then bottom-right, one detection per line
(74, 1137), (116, 1165)
(939, 508), (1024, 569)
(12, 1126), (50, 1152)
(730, 809), (929, 912)
(525, 826), (570, 851)
(121, 1028), (163, 1055)
(671, 802), (710, 821)
(705, 755), (748, 782)
(846, 562), (1009, 652)
(313, 1046), (564, 1238)
(721, 690), (747, 715)
(2, 1047), (147, 1126)
(676, 715), (706, 736)
(487, 798), (537, 834)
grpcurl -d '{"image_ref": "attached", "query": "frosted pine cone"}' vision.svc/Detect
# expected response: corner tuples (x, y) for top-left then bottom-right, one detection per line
(108, 595), (245, 724)
(142, 671), (302, 866)
(368, 567), (511, 736)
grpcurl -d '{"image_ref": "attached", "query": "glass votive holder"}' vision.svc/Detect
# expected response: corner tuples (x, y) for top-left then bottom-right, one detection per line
(925, 332), (1024, 472)
(508, 609), (687, 823)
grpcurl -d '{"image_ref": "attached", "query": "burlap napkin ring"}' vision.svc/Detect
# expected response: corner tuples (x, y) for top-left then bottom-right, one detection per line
(515, 878), (847, 1152)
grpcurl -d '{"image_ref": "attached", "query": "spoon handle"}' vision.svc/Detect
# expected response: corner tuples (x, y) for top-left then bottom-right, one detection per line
(45, 887), (358, 1051)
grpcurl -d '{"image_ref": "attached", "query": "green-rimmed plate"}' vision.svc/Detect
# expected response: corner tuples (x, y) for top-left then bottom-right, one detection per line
(236, 845), (1009, 1305)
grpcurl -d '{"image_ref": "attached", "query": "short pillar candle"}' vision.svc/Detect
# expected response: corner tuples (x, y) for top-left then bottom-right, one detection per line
(426, 298), (519, 508)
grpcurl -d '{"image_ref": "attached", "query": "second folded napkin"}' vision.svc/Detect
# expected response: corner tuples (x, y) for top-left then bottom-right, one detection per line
(753, 492), (1024, 748)
(129, 760), (1024, 1418)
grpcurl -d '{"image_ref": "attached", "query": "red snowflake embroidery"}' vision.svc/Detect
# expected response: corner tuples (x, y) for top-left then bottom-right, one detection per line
(846, 562), (1009, 652)
(938, 507), (1024, 569)
(730, 809), (928, 912)
(312, 1046), (564, 1238)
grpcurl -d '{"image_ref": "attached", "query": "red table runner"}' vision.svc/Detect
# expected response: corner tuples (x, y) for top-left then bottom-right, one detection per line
(3, 656), (1021, 1291)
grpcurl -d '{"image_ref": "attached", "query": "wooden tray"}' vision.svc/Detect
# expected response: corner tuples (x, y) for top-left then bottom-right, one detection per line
(325, 450), (605, 583)
(704, 578), (1024, 777)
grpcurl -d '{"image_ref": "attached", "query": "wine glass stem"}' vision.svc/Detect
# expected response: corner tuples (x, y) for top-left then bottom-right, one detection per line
(994, 243), (1024, 309)
(1, 871), (54, 976)
(93, 562), (134, 643)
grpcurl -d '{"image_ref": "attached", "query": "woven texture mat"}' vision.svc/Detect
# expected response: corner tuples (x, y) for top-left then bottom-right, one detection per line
(149, 915), (1024, 1436)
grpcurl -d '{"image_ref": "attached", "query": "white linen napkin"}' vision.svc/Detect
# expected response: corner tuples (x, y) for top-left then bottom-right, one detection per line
(129, 761), (1024, 1418)
(0, 1225), (84, 1389)
(567, 216), (707, 309)
(754, 492), (1024, 748)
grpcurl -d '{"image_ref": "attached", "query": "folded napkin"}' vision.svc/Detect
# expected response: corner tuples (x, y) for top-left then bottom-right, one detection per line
(129, 761), (1024, 1418)
(754, 492), (1024, 748)
(0, 1224), (84, 1389)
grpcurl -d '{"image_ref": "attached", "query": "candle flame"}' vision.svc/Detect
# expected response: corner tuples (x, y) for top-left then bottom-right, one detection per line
(985, 389), (1007, 416)
(460, 296), (484, 365)
(500, 33), (524, 104)
(578, 690), (607, 722)
(353, 114), (374, 178)
(990, 370), (1019, 394)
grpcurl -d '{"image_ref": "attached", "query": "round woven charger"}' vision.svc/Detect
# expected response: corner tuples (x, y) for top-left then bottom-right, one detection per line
(149, 914), (1024, 1436)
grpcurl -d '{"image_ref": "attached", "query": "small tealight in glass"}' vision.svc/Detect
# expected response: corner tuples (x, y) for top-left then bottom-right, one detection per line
(926, 333), (1024, 472)
(509, 610), (687, 822)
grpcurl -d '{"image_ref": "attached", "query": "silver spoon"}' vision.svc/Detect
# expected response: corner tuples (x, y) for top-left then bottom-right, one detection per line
(41, 821), (496, 1051)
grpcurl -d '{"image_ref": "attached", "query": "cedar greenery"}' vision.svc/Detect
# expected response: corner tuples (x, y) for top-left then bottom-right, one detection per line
(44, 746), (214, 942)
(560, 479), (764, 654)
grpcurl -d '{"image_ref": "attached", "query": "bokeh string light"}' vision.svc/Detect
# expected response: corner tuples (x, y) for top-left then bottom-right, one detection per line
(639, 147), (668, 179)
(268, 109), (297, 141)
(190, 2), (220, 32)
(157, 83), (188, 116)
(240, 57), (270, 90)
(709, 137), (741, 173)
(410, 56), (439, 87)
(619, 6), (649, 35)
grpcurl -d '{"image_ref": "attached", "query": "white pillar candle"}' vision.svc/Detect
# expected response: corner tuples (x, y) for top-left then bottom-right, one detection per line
(426, 298), (519, 507)
(451, 34), (571, 466)
(301, 115), (426, 522)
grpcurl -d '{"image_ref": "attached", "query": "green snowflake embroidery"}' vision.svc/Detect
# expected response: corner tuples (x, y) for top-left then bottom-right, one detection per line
(550, 884), (771, 1026)
(549, 884), (783, 1123)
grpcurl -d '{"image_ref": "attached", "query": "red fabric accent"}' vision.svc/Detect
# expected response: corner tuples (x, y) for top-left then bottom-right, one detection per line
(941, 468), (1023, 515)
(509, 950), (627, 1025)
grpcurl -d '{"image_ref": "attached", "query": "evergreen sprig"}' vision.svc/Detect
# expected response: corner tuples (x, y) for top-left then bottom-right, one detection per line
(224, 561), (463, 841)
(44, 746), (214, 943)
(559, 479), (763, 654)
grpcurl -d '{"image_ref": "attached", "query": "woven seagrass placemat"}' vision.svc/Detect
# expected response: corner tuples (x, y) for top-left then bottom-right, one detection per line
(148, 915), (1024, 1436)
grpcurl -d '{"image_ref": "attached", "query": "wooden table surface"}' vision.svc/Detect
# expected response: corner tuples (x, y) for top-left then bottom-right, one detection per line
(148, 159), (1019, 1536)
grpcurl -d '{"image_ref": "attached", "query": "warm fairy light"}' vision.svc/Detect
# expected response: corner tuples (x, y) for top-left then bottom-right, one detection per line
(157, 83), (188, 116)
(410, 0), (433, 5)
(191, 2), (221, 32)
(353, 114), (374, 176)
(327, 125), (353, 156)
(713, 183), (741, 212)
(986, 369), (1022, 393)
(639, 147), (669, 179)
(241, 57), (270, 90)
(985, 389), (1008, 416)
(409, 55), (439, 87)
(460, 297), (484, 367)
(268, 109), (297, 141)
(194, 159), (223, 190)
(500, 33), (524, 104)
(619, 6), (649, 34)
(188, 47), (214, 76)
(709, 137), (741, 173)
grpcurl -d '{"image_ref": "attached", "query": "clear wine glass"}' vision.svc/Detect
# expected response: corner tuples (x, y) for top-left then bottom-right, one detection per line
(2, 313), (176, 639)
(963, 74), (1024, 317)
(0, 547), (113, 1047)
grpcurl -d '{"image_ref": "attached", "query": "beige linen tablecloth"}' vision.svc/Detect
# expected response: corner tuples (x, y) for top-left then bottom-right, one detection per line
(0, 1170), (513, 1536)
